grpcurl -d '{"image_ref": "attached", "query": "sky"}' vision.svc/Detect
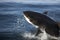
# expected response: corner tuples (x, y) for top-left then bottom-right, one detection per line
(0, 0), (60, 4)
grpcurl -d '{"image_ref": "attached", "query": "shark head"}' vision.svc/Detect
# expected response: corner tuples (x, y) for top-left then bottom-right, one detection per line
(23, 11), (47, 28)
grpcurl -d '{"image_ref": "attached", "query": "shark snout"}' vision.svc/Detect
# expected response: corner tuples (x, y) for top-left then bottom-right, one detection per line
(23, 11), (29, 16)
(23, 11), (26, 15)
(23, 11), (30, 17)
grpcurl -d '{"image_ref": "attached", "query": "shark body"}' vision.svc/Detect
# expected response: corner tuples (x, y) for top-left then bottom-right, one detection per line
(23, 11), (59, 39)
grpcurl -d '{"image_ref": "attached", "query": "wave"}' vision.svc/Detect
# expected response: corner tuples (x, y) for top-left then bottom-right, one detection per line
(0, 2), (60, 8)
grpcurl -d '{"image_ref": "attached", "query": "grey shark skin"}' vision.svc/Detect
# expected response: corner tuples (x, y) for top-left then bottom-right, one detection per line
(23, 11), (59, 37)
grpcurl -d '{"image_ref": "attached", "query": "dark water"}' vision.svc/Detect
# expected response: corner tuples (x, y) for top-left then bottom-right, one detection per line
(0, 2), (60, 40)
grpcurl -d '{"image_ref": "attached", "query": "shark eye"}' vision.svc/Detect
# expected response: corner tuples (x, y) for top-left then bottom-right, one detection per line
(30, 19), (33, 21)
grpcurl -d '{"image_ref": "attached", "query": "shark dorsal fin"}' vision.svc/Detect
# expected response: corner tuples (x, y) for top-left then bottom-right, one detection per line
(43, 11), (48, 15)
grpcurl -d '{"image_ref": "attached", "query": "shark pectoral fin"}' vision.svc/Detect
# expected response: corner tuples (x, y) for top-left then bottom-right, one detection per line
(35, 28), (42, 36)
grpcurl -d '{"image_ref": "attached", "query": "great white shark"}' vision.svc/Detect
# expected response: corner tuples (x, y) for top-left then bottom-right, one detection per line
(23, 11), (60, 40)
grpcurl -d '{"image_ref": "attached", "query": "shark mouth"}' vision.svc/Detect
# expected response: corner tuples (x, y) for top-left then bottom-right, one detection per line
(24, 15), (38, 28)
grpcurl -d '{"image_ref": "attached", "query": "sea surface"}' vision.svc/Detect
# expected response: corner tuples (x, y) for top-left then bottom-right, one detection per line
(0, 2), (60, 40)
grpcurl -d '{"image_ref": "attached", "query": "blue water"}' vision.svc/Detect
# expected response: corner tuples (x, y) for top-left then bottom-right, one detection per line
(0, 2), (60, 40)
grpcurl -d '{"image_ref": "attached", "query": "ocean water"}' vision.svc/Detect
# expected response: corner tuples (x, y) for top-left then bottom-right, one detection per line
(0, 2), (60, 40)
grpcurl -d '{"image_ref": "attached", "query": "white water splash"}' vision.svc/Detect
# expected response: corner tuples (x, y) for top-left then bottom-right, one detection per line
(22, 31), (49, 40)
(22, 31), (60, 40)
(22, 32), (42, 40)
